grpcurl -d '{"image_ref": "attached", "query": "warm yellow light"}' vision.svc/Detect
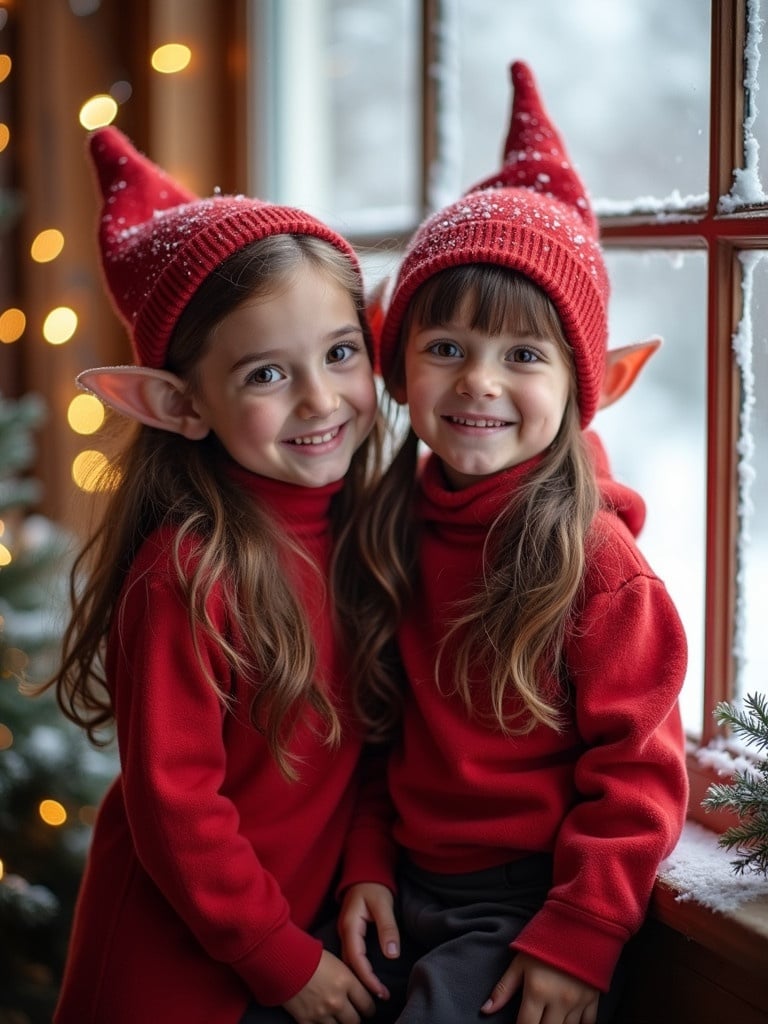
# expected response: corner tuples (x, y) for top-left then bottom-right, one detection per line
(72, 449), (119, 493)
(0, 859), (3, 882)
(39, 799), (67, 827)
(0, 520), (4, 536)
(31, 228), (65, 263)
(68, 393), (105, 435)
(0, 308), (25, 344)
(43, 306), (78, 345)
(151, 43), (192, 74)
(0, 723), (12, 750)
(0, 55), (11, 83)
(0, 543), (11, 566)
(0, 123), (9, 153)
(79, 94), (118, 130)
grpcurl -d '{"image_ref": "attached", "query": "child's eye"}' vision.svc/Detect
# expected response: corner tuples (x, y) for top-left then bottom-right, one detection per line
(427, 340), (462, 359)
(509, 346), (541, 364)
(326, 342), (359, 365)
(246, 365), (286, 385)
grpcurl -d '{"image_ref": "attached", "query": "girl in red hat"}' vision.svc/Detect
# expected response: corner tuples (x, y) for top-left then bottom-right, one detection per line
(337, 62), (689, 1024)
(41, 127), (389, 1024)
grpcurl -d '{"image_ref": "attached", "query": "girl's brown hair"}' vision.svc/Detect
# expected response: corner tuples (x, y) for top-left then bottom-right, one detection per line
(42, 234), (384, 778)
(342, 264), (599, 740)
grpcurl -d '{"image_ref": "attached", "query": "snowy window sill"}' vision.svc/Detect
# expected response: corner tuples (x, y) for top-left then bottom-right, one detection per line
(652, 820), (768, 978)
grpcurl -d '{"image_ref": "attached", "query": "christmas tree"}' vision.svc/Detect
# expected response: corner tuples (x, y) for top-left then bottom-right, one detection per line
(702, 693), (768, 878)
(0, 392), (116, 1024)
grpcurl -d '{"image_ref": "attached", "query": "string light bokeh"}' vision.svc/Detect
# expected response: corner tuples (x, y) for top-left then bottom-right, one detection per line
(0, 0), (193, 834)
(0, 12), (192, 513)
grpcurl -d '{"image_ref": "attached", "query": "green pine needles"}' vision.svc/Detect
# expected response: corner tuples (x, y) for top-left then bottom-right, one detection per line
(702, 692), (768, 877)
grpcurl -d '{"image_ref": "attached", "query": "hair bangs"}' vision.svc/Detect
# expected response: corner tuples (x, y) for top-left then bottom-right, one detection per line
(408, 264), (567, 346)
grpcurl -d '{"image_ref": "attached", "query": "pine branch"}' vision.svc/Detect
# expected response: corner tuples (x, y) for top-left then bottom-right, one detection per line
(703, 693), (768, 878)
(713, 693), (768, 753)
(702, 770), (768, 816)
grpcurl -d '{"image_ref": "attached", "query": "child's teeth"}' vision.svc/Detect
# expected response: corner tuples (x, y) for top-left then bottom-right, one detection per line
(293, 428), (337, 445)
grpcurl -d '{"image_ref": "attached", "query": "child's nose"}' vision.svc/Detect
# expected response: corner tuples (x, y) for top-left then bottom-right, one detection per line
(297, 374), (341, 418)
(457, 360), (503, 399)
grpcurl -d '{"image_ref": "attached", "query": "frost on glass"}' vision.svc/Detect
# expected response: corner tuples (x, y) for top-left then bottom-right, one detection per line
(734, 254), (768, 701)
(721, 0), (768, 212)
(596, 251), (707, 734)
(453, 0), (710, 209)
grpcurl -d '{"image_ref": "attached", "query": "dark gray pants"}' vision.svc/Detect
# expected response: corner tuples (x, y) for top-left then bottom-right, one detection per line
(369, 855), (623, 1024)
(239, 856), (623, 1023)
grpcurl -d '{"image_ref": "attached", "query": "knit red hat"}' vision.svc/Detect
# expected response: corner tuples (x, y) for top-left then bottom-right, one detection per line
(89, 126), (362, 368)
(378, 61), (609, 427)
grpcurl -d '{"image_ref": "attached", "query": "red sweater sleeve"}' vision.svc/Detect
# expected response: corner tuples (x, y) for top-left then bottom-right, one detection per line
(511, 521), (688, 990)
(338, 748), (398, 894)
(111, 551), (323, 1005)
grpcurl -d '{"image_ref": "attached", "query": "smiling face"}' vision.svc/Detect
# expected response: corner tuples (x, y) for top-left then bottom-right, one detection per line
(399, 267), (574, 489)
(189, 264), (378, 487)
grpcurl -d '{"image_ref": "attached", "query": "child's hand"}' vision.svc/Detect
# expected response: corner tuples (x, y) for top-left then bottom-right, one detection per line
(282, 949), (375, 1024)
(481, 951), (599, 1024)
(338, 882), (400, 999)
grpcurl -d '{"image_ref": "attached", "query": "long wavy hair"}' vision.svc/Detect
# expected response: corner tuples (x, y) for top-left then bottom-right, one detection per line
(341, 264), (599, 741)
(41, 234), (385, 778)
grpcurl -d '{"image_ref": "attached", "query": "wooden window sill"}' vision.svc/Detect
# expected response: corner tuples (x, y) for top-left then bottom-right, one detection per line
(618, 820), (768, 1022)
(652, 870), (768, 978)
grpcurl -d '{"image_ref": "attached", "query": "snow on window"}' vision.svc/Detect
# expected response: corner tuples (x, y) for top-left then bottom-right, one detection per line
(720, 0), (768, 212)
(732, 253), (760, 697)
(660, 820), (767, 912)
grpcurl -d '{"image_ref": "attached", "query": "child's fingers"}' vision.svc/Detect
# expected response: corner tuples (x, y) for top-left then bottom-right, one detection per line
(339, 914), (389, 1000)
(367, 894), (400, 959)
(480, 958), (523, 1015)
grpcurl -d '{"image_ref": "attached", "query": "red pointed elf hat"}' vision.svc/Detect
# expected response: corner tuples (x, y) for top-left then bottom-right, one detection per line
(378, 61), (609, 427)
(89, 127), (361, 368)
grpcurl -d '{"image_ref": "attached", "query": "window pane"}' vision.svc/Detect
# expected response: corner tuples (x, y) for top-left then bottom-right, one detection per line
(249, 0), (418, 228)
(455, 0), (710, 206)
(596, 251), (707, 735)
(737, 254), (768, 702)
(327, 0), (419, 224)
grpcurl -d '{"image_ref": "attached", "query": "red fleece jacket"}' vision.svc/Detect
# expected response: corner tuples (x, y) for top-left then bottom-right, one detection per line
(343, 453), (688, 993)
(55, 469), (364, 1024)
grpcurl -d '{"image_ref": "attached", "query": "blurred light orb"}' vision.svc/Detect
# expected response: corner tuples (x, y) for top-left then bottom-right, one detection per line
(151, 43), (192, 74)
(43, 307), (78, 345)
(0, 123), (9, 152)
(79, 94), (118, 130)
(31, 228), (65, 263)
(39, 800), (67, 827)
(0, 55), (10, 83)
(68, 393), (105, 434)
(72, 450), (118, 493)
(0, 308), (26, 344)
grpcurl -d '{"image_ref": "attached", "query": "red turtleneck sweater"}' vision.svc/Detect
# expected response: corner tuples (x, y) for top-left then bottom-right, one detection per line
(55, 470), (363, 1024)
(344, 453), (687, 993)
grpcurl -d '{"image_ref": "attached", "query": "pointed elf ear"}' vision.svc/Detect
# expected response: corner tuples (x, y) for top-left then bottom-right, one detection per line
(599, 337), (662, 411)
(76, 366), (210, 440)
